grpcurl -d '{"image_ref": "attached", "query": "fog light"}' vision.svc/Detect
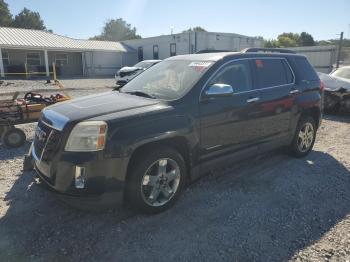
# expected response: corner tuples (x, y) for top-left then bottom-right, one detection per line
(75, 166), (86, 189)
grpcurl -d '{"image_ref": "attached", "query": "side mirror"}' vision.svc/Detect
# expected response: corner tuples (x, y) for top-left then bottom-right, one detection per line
(205, 84), (234, 97)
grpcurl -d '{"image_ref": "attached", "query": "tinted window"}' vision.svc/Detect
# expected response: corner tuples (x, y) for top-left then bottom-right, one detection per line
(2, 51), (9, 65)
(210, 60), (252, 93)
(26, 52), (41, 66)
(293, 57), (319, 81)
(138, 47), (143, 61)
(153, 45), (159, 60)
(254, 59), (291, 89)
(170, 43), (176, 56)
(282, 60), (294, 83)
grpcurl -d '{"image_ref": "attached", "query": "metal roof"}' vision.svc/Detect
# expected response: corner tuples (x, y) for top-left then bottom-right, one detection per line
(0, 27), (133, 52)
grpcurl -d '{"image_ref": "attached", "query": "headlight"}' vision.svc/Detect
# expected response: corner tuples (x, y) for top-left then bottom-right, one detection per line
(65, 121), (108, 152)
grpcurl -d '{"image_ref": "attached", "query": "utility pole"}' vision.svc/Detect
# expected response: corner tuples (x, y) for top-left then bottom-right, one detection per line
(336, 32), (344, 69)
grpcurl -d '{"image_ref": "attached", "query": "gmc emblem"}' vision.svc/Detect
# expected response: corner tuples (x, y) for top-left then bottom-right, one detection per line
(35, 126), (47, 142)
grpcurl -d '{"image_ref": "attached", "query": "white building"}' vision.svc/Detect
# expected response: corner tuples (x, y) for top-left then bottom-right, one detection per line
(0, 28), (262, 78)
(122, 31), (263, 62)
(0, 27), (136, 78)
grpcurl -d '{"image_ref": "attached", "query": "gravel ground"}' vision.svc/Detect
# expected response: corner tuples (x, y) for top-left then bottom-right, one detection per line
(0, 83), (350, 261)
(0, 78), (115, 99)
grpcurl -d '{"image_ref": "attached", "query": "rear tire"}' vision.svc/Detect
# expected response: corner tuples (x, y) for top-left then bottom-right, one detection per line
(289, 116), (316, 158)
(126, 146), (186, 214)
(2, 128), (26, 148)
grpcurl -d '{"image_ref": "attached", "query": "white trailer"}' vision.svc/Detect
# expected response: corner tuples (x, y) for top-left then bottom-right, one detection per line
(289, 45), (337, 73)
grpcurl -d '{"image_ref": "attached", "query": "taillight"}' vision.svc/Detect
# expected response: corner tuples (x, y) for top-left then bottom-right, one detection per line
(320, 80), (325, 92)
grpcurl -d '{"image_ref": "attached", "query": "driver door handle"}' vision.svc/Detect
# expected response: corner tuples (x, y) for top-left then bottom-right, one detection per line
(290, 89), (300, 94)
(246, 97), (260, 103)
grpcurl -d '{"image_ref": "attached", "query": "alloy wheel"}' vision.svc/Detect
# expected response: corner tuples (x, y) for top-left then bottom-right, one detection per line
(141, 158), (181, 207)
(297, 122), (314, 153)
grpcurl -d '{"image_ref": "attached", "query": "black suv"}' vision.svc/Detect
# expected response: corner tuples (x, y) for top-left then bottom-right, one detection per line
(29, 49), (323, 213)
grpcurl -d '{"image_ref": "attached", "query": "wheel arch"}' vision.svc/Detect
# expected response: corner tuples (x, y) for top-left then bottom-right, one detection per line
(125, 136), (193, 184)
(300, 107), (321, 129)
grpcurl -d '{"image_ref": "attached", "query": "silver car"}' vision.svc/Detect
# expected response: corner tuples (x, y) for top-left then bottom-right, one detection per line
(318, 66), (350, 112)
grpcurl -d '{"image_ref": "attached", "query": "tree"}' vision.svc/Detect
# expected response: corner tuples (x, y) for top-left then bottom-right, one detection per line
(277, 32), (300, 47)
(277, 36), (298, 47)
(12, 8), (46, 30)
(182, 26), (207, 33)
(317, 39), (350, 47)
(0, 0), (12, 27)
(264, 32), (316, 48)
(91, 18), (141, 41)
(300, 32), (315, 46)
(264, 39), (279, 48)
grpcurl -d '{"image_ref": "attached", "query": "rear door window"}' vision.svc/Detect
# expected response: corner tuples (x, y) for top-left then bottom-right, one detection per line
(282, 60), (294, 83)
(253, 58), (293, 89)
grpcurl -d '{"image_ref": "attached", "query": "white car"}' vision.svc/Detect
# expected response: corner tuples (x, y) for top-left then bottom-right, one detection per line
(318, 66), (350, 112)
(115, 60), (161, 88)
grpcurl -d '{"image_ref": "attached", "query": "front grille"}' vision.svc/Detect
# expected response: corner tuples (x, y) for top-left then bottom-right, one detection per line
(33, 120), (62, 162)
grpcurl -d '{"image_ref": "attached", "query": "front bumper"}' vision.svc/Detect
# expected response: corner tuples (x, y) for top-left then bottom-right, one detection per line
(31, 145), (128, 207)
(324, 89), (350, 111)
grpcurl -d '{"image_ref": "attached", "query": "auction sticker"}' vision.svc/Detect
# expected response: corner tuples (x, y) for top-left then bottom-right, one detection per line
(189, 61), (213, 72)
(189, 61), (213, 67)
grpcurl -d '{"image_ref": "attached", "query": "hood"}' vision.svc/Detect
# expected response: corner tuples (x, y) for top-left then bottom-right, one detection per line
(44, 91), (160, 123)
(318, 72), (350, 91)
(118, 66), (143, 77)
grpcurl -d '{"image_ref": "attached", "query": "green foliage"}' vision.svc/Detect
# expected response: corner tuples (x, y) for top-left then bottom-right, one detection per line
(264, 39), (279, 48)
(264, 32), (315, 48)
(277, 36), (299, 47)
(0, 0), (12, 27)
(300, 32), (315, 46)
(317, 39), (350, 47)
(91, 18), (141, 41)
(0, 1), (49, 30)
(182, 26), (207, 33)
(276, 32), (300, 47)
(12, 8), (46, 30)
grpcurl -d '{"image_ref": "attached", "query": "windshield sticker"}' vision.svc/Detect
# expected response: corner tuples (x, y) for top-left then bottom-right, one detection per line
(189, 61), (212, 72)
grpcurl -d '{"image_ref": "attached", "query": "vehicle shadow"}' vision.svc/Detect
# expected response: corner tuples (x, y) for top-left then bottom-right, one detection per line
(0, 150), (349, 262)
(323, 112), (350, 123)
(0, 140), (32, 160)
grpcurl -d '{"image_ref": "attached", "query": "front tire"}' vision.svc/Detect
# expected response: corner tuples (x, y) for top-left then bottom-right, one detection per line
(126, 146), (186, 214)
(289, 116), (317, 158)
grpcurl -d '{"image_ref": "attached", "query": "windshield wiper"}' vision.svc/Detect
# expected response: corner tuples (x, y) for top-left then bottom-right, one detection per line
(123, 91), (156, 99)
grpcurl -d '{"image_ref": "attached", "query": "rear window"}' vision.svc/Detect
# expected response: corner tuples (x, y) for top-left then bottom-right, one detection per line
(253, 58), (294, 89)
(293, 57), (319, 81)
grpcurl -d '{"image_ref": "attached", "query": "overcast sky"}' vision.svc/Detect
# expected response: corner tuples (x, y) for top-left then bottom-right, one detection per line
(5, 0), (350, 40)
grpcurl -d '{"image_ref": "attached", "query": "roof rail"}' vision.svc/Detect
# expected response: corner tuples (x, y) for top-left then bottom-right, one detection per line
(242, 48), (296, 54)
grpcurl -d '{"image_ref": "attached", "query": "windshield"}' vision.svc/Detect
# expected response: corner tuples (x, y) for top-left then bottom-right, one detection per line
(121, 60), (213, 100)
(331, 67), (350, 80)
(134, 61), (155, 68)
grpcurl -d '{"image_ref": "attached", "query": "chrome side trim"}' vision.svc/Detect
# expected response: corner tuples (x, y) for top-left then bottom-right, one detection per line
(42, 109), (69, 131)
(39, 130), (54, 162)
(32, 144), (39, 161)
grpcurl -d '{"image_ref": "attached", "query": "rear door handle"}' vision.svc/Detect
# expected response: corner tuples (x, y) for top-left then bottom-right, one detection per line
(290, 89), (300, 94)
(246, 97), (260, 103)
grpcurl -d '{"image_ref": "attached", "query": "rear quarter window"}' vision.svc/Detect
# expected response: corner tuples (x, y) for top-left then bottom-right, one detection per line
(253, 58), (293, 89)
(293, 57), (319, 81)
